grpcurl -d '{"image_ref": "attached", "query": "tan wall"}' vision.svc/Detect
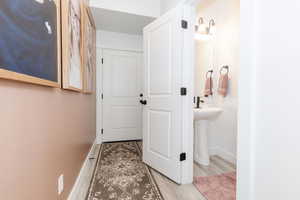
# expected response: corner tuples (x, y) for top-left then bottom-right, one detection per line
(0, 79), (96, 200)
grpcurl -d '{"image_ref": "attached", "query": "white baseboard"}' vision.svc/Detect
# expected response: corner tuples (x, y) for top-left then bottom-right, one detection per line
(209, 147), (236, 165)
(68, 140), (99, 200)
(208, 147), (219, 156)
(194, 154), (210, 166)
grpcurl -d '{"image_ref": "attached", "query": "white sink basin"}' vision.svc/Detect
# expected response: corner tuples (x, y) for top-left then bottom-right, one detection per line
(193, 105), (222, 166)
(194, 106), (222, 120)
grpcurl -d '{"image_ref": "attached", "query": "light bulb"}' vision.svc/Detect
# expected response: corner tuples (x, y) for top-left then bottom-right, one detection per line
(208, 19), (216, 35)
(197, 17), (207, 34)
(209, 26), (216, 35)
(195, 33), (212, 41)
(198, 24), (207, 34)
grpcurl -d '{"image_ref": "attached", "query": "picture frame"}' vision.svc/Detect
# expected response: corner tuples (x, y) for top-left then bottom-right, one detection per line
(0, 0), (61, 88)
(81, 6), (96, 94)
(61, 0), (84, 92)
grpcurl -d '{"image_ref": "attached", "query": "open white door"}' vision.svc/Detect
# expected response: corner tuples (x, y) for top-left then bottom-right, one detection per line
(142, 6), (185, 184)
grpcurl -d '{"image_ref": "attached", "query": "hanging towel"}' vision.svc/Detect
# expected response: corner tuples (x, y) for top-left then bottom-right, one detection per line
(204, 77), (213, 97)
(218, 73), (229, 97)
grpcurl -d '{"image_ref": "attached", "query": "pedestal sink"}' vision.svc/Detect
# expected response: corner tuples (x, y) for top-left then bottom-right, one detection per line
(194, 105), (222, 166)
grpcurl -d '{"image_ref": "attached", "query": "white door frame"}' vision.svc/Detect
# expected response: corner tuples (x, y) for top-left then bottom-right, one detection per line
(160, 0), (203, 185)
(179, 1), (196, 184)
(102, 49), (143, 142)
(96, 47), (143, 144)
(96, 47), (103, 144)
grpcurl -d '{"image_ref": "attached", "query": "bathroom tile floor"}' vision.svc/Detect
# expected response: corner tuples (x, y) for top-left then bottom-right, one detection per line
(76, 142), (236, 200)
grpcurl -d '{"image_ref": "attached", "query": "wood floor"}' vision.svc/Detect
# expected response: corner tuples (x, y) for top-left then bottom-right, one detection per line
(137, 141), (236, 200)
(150, 156), (236, 200)
(75, 142), (236, 200)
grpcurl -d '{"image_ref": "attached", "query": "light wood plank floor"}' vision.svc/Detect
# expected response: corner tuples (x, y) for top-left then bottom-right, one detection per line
(77, 142), (236, 200)
(150, 157), (236, 200)
(137, 141), (236, 200)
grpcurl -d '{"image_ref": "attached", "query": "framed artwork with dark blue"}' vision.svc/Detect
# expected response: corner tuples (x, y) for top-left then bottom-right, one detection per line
(0, 0), (61, 87)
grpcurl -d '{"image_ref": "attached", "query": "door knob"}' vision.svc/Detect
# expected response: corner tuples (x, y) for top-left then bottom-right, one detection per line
(140, 100), (147, 105)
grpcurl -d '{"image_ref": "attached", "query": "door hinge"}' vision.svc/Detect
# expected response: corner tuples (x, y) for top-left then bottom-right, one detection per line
(181, 20), (188, 29)
(180, 153), (186, 161)
(101, 58), (104, 64)
(101, 129), (104, 134)
(181, 87), (187, 96)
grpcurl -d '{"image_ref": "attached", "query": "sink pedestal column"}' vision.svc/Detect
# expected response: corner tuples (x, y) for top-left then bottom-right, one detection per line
(194, 120), (210, 166)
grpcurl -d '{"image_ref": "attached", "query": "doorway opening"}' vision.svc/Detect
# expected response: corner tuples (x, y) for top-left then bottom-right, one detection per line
(93, 0), (240, 199)
(191, 0), (240, 198)
(101, 49), (143, 142)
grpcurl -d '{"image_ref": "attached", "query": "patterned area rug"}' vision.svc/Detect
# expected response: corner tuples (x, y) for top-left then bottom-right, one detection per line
(86, 141), (164, 200)
(193, 172), (236, 200)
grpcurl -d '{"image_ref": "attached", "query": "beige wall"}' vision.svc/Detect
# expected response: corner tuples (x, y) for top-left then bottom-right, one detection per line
(195, 0), (240, 163)
(0, 79), (96, 200)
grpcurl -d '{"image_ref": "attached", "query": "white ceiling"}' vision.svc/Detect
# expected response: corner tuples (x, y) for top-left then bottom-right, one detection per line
(91, 7), (156, 35)
(90, 0), (161, 18)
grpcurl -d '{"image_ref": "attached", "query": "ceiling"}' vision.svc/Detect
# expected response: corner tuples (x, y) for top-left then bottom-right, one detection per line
(91, 7), (156, 35)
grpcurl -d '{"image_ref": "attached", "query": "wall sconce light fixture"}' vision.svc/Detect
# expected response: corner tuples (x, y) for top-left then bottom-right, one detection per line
(195, 17), (216, 40)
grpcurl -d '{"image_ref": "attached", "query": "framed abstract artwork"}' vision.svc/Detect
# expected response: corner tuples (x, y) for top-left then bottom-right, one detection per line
(82, 6), (96, 94)
(61, 0), (84, 92)
(0, 0), (61, 87)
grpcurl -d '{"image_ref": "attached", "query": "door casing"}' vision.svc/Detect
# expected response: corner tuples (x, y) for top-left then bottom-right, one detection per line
(97, 48), (143, 144)
(102, 49), (143, 142)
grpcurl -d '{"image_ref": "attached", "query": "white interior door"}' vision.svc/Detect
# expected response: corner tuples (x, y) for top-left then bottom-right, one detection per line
(102, 49), (143, 142)
(143, 6), (184, 183)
